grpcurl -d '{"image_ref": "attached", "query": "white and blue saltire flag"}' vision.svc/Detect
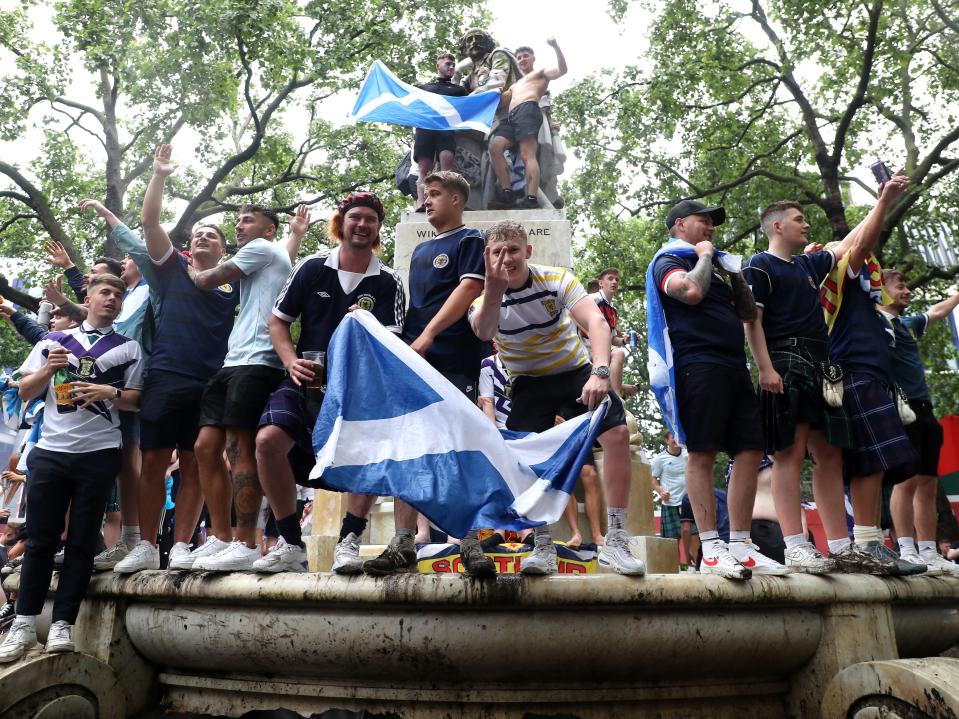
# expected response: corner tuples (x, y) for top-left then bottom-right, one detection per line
(351, 60), (500, 135)
(311, 311), (607, 538)
(645, 239), (741, 446)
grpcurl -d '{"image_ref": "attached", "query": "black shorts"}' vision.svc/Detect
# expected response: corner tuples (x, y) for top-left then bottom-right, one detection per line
(442, 369), (478, 403)
(199, 365), (285, 430)
(506, 364), (627, 434)
(139, 370), (209, 451)
(413, 129), (456, 162)
(904, 400), (944, 477)
(491, 101), (543, 144)
(676, 363), (763, 455)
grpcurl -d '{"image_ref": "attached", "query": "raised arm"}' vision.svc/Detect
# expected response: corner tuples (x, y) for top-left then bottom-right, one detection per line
(926, 289), (959, 324)
(77, 200), (121, 231)
(141, 145), (177, 263)
(544, 37), (567, 81)
(469, 245), (509, 341)
(278, 204), (310, 265)
(845, 172), (910, 274)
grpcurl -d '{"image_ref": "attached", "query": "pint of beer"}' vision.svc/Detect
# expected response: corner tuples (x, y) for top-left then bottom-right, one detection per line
(302, 351), (326, 392)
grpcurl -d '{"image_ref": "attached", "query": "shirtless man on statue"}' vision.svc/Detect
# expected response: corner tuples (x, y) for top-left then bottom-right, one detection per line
(488, 38), (567, 210)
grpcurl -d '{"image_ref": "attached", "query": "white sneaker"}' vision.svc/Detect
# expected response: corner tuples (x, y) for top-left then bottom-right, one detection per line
(598, 529), (646, 576)
(172, 535), (231, 570)
(920, 554), (959, 576)
(252, 538), (308, 573)
(93, 542), (132, 571)
(166, 542), (192, 570)
(113, 541), (160, 574)
(729, 541), (791, 575)
(45, 620), (74, 653)
(193, 541), (260, 572)
(699, 544), (752, 580)
(521, 537), (557, 575)
(784, 542), (836, 574)
(332, 532), (363, 575)
(0, 619), (38, 663)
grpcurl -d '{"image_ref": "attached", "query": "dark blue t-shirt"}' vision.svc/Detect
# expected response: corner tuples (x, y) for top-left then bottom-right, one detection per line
(652, 254), (746, 369)
(273, 247), (406, 352)
(743, 250), (834, 342)
(402, 225), (485, 375)
(150, 250), (239, 381)
(886, 312), (930, 401)
(827, 268), (894, 382)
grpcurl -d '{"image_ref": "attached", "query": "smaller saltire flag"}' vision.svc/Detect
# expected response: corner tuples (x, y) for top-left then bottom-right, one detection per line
(351, 60), (500, 135)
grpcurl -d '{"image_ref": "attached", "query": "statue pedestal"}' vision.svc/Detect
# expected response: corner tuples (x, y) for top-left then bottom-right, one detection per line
(393, 209), (573, 290)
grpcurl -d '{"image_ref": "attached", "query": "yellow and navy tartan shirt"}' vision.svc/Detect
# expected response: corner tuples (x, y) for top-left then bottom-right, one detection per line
(471, 264), (590, 377)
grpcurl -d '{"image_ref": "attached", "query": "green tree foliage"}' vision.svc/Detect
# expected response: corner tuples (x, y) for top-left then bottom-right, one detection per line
(0, 0), (487, 310)
(560, 0), (959, 420)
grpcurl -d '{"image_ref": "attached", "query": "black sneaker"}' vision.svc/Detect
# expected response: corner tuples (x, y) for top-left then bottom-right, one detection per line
(414, 204), (427, 213)
(863, 541), (926, 576)
(0, 602), (14, 634)
(460, 536), (496, 578)
(517, 196), (539, 210)
(480, 532), (505, 551)
(489, 186), (515, 210)
(363, 539), (417, 576)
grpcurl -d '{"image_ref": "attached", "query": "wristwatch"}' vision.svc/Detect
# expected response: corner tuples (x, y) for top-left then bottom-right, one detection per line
(114, 387), (122, 401)
(591, 365), (610, 379)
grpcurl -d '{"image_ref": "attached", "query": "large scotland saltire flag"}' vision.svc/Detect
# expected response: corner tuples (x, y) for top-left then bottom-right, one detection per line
(645, 239), (741, 446)
(311, 311), (607, 538)
(351, 60), (500, 135)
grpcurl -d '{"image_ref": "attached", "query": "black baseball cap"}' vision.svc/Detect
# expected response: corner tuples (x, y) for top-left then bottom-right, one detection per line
(665, 200), (726, 230)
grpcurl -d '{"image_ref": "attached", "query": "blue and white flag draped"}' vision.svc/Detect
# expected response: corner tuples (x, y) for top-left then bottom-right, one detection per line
(311, 311), (607, 538)
(645, 239), (741, 447)
(351, 60), (500, 135)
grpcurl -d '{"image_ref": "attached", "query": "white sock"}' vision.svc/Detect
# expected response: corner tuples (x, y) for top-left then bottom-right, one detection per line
(918, 540), (938, 560)
(828, 537), (852, 554)
(852, 524), (878, 545)
(607, 507), (626, 531)
(121, 525), (140, 547)
(533, 525), (552, 545)
(783, 533), (805, 550)
(728, 530), (749, 544)
(14, 614), (36, 628)
(897, 537), (917, 557)
(701, 534), (725, 559)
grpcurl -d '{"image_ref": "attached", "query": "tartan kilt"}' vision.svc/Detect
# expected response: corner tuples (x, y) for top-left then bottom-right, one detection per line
(660, 504), (684, 539)
(843, 372), (917, 480)
(759, 339), (852, 454)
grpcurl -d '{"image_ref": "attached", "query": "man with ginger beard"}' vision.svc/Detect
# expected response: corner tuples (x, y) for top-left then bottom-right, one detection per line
(252, 192), (406, 573)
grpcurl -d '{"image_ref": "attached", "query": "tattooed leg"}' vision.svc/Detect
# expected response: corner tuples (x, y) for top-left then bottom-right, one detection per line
(227, 429), (262, 548)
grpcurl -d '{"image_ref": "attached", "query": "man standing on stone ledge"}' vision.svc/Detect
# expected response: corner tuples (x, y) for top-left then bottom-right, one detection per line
(488, 38), (567, 210)
(470, 220), (645, 577)
(649, 199), (789, 579)
(0, 274), (144, 662)
(412, 52), (468, 213)
(364, 170), (495, 578)
(881, 269), (959, 575)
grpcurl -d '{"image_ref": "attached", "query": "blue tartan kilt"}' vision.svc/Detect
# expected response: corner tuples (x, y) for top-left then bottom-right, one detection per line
(843, 372), (916, 481)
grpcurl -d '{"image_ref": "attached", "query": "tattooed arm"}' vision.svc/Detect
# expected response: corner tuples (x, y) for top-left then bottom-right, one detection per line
(663, 242), (714, 305)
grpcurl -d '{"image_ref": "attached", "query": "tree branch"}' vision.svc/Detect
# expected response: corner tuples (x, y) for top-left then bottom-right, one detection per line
(0, 213), (39, 235)
(831, 0), (883, 162)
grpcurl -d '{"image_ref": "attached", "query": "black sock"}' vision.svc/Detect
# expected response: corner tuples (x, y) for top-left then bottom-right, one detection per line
(339, 512), (368, 540)
(527, 195), (536, 201)
(276, 514), (303, 548)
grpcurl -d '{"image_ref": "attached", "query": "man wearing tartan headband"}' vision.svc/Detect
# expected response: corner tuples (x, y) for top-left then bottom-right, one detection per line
(337, 192), (385, 221)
